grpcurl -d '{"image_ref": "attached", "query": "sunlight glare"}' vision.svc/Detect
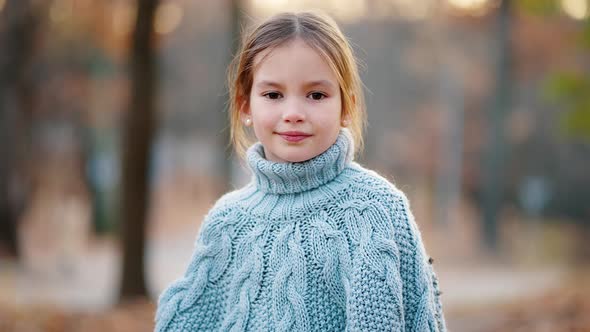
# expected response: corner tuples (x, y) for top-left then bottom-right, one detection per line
(447, 0), (488, 10)
(252, 0), (289, 8)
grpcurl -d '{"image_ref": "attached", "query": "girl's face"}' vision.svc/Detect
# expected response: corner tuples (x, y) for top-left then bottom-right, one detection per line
(243, 38), (345, 163)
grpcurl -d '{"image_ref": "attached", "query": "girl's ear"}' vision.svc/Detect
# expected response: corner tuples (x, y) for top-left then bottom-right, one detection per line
(341, 107), (351, 127)
(237, 94), (249, 114)
(238, 96), (252, 125)
(341, 114), (351, 127)
(341, 94), (354, 127)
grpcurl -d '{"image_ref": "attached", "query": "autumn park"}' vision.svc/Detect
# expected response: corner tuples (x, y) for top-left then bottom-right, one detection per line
(0, 0), (589, 331)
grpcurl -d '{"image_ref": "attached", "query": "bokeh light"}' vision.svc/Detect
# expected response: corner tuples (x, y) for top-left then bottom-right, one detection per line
(560, 0), (589, 20)
(447, 0), (488, 10)
(249, 0), (367, 22)
(155, 2), (184, 35)
(445, 0), (500, 16)
(112, 1), (136, 37)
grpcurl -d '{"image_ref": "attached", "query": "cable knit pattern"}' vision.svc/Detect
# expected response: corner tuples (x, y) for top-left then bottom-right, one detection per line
(155, 129), (447, 331)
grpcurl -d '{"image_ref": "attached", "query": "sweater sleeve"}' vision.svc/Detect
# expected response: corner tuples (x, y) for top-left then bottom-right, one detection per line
(344, 193), (446, 332)
(154, 208), (232, 331)
(391, 192), (446, 332)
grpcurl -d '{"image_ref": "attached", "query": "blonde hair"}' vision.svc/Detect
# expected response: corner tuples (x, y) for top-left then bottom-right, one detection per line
(227, 11), (366, 159)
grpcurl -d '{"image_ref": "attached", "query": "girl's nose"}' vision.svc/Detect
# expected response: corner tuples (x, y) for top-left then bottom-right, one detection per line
(282, 100), (306, 123)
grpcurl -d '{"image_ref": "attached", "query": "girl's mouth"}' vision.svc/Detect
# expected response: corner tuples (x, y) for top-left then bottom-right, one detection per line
(277, 131), (312, 142)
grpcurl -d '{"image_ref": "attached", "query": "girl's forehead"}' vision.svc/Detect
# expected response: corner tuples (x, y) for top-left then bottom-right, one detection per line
(252, 38), (313, 67)
(251, 38), (338, 84)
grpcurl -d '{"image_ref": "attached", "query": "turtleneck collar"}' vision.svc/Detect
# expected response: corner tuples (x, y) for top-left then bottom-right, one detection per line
(246, 128), (354, 195)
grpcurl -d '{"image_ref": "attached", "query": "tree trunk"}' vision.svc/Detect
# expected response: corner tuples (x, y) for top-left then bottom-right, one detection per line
(482, 0), (513, 252)
(119, 0), (159, 300)
(0, 0), (40, 258)
(217, 0), (242, 193)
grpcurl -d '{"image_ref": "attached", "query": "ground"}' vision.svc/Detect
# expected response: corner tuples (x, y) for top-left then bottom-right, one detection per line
(1, 264), (589, 331)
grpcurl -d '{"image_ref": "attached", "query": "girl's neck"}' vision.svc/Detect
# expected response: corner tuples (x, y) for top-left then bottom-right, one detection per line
(246, 128), (354, 195)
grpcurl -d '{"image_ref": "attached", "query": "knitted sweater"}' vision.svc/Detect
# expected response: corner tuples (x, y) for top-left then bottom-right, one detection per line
(155, 129), (447, 332)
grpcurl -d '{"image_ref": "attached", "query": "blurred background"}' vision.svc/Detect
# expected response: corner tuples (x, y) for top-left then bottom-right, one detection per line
(0, 0), (589, 331)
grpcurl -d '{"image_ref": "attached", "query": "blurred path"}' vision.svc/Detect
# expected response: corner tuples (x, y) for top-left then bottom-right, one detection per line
(1, 226), (569, 318)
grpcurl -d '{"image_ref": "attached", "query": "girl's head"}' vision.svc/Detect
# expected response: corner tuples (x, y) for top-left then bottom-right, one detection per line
(228, 11), (366, 162)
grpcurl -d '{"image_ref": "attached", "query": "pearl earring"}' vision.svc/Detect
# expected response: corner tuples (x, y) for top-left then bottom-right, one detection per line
(245, 118), (252, 126)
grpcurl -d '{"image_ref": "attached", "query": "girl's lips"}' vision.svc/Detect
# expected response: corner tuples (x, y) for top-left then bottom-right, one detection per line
(277, 132), (311, 142)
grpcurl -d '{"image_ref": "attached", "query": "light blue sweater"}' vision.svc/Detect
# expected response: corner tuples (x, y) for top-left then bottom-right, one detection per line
(155, 129), (447, 331)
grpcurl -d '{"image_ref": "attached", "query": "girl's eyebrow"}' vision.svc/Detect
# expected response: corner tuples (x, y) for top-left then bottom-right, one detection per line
(255, 80), (335, 89)
(256, 80), (284, 89)
(304, 80), (335, 89)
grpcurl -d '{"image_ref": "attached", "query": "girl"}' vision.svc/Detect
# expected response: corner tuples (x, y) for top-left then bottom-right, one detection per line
(155, 11), (446, 332)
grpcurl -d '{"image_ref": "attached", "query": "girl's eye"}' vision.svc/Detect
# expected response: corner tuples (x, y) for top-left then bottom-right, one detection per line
(263, 92), (282, 100)
(308, 92), (327, 100)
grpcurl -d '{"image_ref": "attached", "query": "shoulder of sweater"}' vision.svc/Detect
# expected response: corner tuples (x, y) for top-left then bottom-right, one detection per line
(344, 163), (423, 245)
(205, 182), (255, 218)
(344, 162), (409, 206)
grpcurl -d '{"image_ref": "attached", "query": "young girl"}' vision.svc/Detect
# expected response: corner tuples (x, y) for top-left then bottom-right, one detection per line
(155, 11), (446, 332)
